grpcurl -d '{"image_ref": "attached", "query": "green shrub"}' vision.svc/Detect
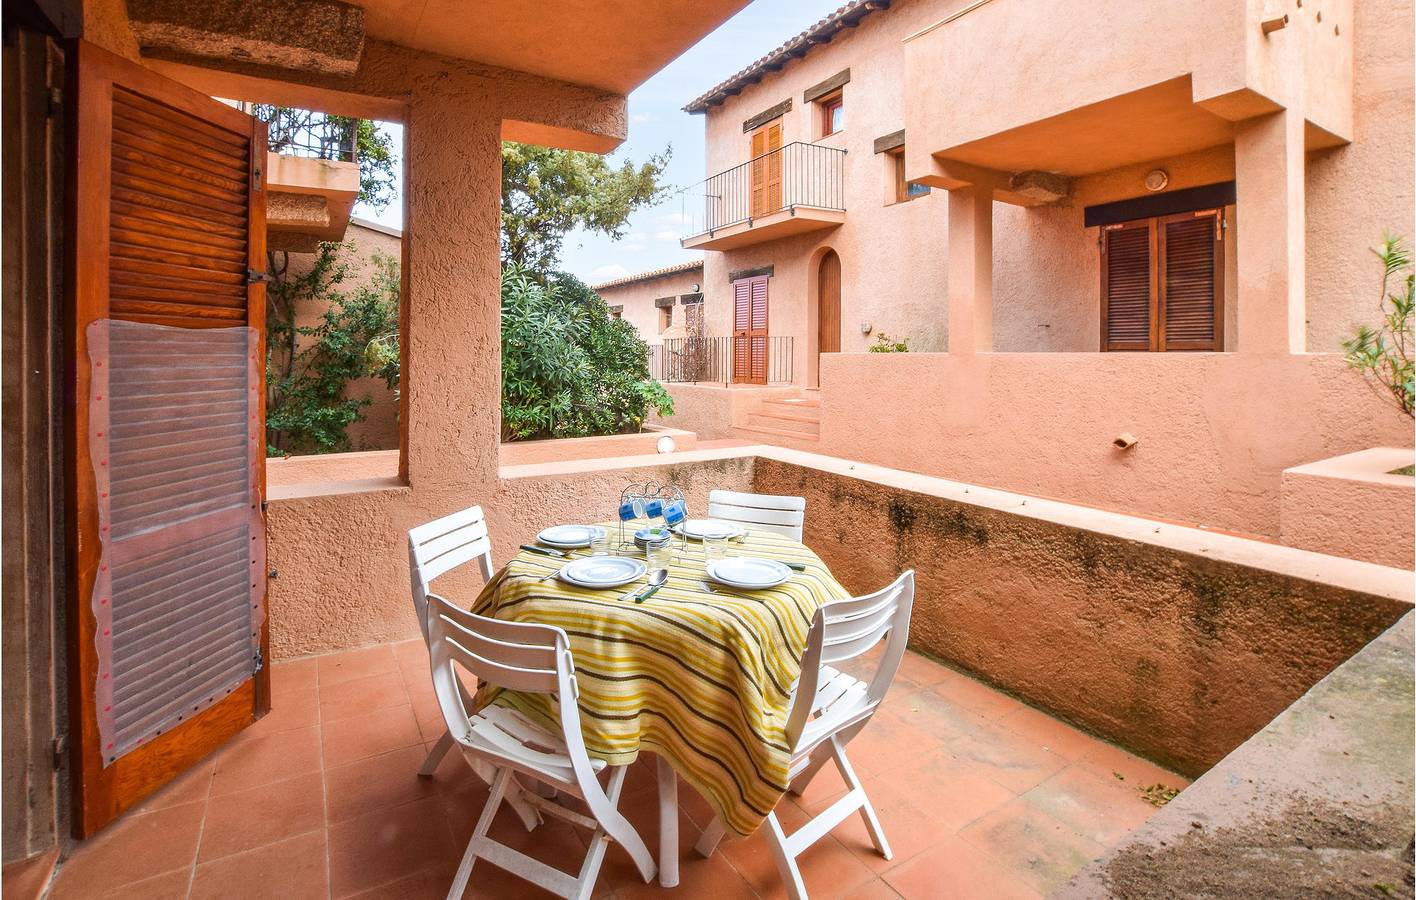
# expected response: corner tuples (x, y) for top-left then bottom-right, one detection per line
(868, 332), (911, 353)
(500, 267), (673, 441)
(1342, 233), (1413, 418)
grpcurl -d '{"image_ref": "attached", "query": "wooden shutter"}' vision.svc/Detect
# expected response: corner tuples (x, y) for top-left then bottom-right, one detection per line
(1100, 219), (1156, 351)
(67, 40), (269, 836)
(818, 251), (841, 354)
(1159, 210), (1223, 350)
(749, 121), (783, 219)
(732, 278), (751, 382)
(749, 276), (769, 384)
(749, 129), (766, 218)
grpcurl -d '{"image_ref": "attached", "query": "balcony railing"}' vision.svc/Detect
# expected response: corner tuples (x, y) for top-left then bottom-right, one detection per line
(251, 105), (358, 162)
(680, 142), (845, 240)
(649, 336), (794, 385)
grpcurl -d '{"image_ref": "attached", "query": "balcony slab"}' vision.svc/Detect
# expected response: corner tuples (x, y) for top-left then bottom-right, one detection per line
(682, 206), (844, 251)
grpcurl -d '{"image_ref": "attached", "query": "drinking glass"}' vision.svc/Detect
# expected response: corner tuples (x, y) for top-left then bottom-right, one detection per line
(590, 529), (613, 557)
(647, 542), (674, 572)
(703, 534), (728, 566)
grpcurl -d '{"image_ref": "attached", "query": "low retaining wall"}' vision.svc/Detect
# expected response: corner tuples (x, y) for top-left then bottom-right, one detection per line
(1281, 447), (1415, 569)
(1058, 613), (1414, 898)
(751, 452), (1413, 776)
(497, 424), (696, 466)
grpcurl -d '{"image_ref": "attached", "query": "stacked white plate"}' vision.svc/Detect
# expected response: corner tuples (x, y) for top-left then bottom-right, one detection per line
(537, 524), (606, 549)
(706, 557), (791, 590)
(558, 556), (645, 589)
(673, 519), (744, 541)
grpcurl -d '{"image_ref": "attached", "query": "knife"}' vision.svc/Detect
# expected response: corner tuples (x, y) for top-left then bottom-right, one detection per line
(519, 544), (565, 557)
(634, 584), (663, 604)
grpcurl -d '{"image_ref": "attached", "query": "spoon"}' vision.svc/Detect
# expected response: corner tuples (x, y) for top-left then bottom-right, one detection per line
(628, 568), (668, 603)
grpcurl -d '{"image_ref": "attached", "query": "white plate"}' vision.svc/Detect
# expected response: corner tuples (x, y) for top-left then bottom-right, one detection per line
(673, 519), (744, 541)
(559, 556), (646, 589)
(538, 525), (606, 549)
(706, 558), (791, 590)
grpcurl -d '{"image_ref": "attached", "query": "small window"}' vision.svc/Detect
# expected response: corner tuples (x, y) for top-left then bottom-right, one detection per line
(1101, 210), (1224, 351)
(658, 305), (672, 332)
(820, 92), (843, 137)
(889, 149), (930, 203)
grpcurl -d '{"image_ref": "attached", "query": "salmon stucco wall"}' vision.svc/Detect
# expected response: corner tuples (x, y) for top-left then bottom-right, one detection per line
(1281, 448), (1416, 569)
(813, 351), (1413, 541)
(752, 456), (1413, 776)
(594, 264), (706, 346)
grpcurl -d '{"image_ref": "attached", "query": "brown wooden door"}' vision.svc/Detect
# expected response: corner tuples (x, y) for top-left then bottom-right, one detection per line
(749, 121), (783, 219)
(1100, 218), (1156, 351)
(732, 276), (769, 384)
(818, 250), (841, 355)
(66, 40), (269, 837)
(1101, 210), (1222, 352)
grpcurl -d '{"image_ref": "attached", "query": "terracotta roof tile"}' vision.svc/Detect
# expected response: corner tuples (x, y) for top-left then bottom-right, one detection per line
(683, 0), (890, 113)
(590, 259), (704, 291)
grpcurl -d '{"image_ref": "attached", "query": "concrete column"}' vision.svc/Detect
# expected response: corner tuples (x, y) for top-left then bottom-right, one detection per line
(946, 185), (993, 353)
(1235, 108), (1306, 354)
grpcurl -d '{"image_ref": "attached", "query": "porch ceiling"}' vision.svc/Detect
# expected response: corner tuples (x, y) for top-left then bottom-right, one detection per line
(349, 0), (752, 93)
(938, 78), (1237, 179)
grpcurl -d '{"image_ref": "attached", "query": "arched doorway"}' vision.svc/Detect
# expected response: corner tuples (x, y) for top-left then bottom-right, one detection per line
(817, 250), (842, 356)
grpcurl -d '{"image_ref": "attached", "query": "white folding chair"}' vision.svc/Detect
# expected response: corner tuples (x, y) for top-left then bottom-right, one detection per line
(409, 506), (495, 779)
(427, 593), (657, 900)
(707, 489), (806, 541)
(695, 571), (916, 900)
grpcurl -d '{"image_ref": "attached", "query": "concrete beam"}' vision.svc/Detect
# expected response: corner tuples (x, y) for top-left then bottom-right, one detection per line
(267, 192), (330, 230)
(127, 0), (364, 76)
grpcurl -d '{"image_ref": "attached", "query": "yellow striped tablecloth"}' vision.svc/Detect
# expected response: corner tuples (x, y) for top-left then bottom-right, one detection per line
(469, 524), (850, 836)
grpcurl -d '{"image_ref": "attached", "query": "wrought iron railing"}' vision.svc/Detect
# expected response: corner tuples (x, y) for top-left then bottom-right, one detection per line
(649, 336), (794, 385)
(250, 104), (358, 162)
(680, 142), (846, 240)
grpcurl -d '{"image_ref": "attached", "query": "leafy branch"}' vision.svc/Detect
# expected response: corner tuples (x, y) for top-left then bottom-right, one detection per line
(1342, 233), (1414, 418)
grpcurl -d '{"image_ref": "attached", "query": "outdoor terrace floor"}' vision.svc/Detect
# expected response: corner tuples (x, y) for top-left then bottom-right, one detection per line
(47, 641), (1189, 900)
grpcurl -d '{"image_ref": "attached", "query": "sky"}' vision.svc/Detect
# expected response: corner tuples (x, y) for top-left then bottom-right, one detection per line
(351, 0), (843, 285)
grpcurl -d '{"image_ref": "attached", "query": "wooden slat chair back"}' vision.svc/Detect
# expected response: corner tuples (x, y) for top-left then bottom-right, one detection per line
(707, 489), (806, 541)
(427, 594), (656, 900)
(695, 571), (915, 900)
(408, 506), (499, 783)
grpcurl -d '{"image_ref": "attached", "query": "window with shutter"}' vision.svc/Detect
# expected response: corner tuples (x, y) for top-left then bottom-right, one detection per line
(1101, 210), (1222, 351)
(731, 275), (769, 384)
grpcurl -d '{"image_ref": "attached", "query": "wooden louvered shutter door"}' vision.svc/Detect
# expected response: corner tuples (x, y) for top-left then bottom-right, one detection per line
(1101, 219), (1157, 351)
(67, 40), (269, 837)
(748, 276), (769, 384)
(763, 122), (783, 215)
(1159, 210), (1223, 351)
(749, 129), (767, 219)
(732, 278), (752, 383)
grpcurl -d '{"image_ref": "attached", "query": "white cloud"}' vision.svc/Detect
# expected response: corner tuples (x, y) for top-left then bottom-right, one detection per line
(626, 232), (648, 242)
(631, 112), (655, 124)
(589, 264), (630, 282)
(623, 244), (647, 253)
(653, 229), (682, 242)
(655, 211), (691, 226)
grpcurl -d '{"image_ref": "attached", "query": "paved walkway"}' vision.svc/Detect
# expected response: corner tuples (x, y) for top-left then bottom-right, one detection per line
(47, 641), (1187, 899)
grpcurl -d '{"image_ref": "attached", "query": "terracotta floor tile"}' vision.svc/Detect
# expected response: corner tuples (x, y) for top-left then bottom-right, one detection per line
(320, 671), (410, 723)
(345, 865), (455, 900)
(128, 757), (214, 814)
(1019, 766), (1161, 845)
(47, 801), (205, 896)
(86, 867), (194, 900)
(199, 771), (325, 862)
(1073, 741), (1192, 793)
(958, 798), (1105, 896)
(328, 796), (455, 897)
(210, 725), (323, 797)
(996, 705), (1102, 762)
(947, 721), (1067, 794)
(326, 745), (446, 823)
(842, 708), (943, 780)
(890, 749), (1015, 832)
(842, 878), (904, 900)
(412, 694), (448, 745)
(190, 831), (328, 900)
(831, 777), (962, 873)
(883, 834), (1041, 900)
(615, 851), (757, 900)
(927, 670), (1026, 720)
(891, 688), (993, 744)
(720, 803), (874, 900)
(319, 644), (399, 687)
(792, 756), (851, 815)
(241, 685), (320, 740)
(446, 806), (589, 899)
(322, 703), (423, 768)
(892, 650), (954, 690)
(272, 656), (319, 694)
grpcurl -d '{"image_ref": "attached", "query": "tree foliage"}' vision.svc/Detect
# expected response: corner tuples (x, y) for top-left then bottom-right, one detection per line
(501, 142), (671, 271)
(265, 243), (401, 454)
(1343, 233), (1414, 418)
(500, 266), (673, 440)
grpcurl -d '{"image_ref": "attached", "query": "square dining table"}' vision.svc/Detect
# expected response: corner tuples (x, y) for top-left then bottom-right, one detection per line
(467, 522), (852, 887)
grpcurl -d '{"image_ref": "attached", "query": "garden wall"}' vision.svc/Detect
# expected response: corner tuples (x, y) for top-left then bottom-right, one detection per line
(1280, 447), (1415, 569)
(751, 451), (1413, 776)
